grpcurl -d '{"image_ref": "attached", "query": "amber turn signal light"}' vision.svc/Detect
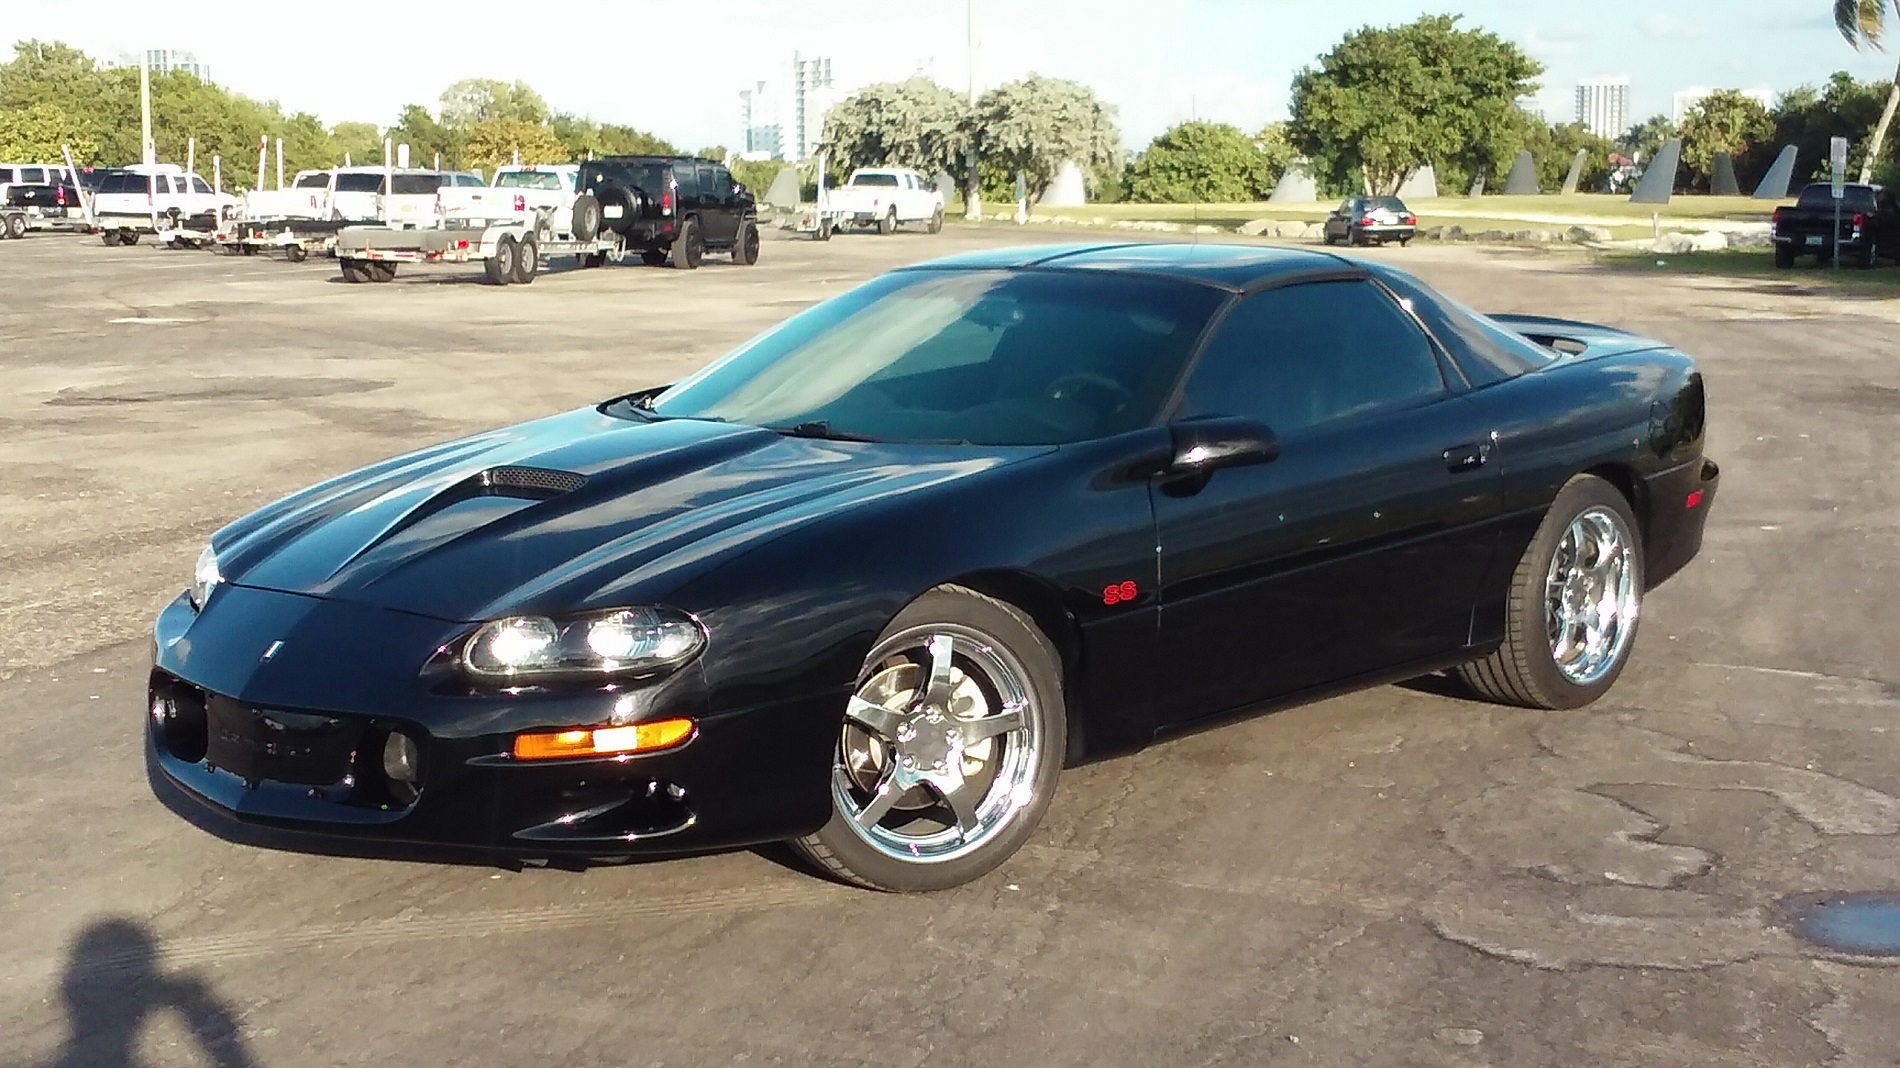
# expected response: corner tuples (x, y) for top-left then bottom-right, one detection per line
(512, 718), (695, 761)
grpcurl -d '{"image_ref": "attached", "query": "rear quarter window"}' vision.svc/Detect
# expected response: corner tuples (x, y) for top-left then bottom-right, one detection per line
(390, 174), (442, 195)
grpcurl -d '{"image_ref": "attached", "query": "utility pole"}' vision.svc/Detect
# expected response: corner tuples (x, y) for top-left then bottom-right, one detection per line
(140, 50), (154, 165)
(963, 0), (981, 221)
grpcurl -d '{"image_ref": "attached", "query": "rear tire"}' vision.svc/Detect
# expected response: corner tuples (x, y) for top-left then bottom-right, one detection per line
(285, 245), (307, 263)
(1456, 475), (1645, 710)
(4, 213), (25, 240)
(669, 217), (702, 269)
(339, 258), (371, 283)
(1857, 242), (1878, 270)
(486, 236), (518, 285)
(581, 251), (607, 268)
(732, 221), (760, 265)
(368, 261), (396, 283)
(512, 235), (538, 284)
(878, 208), (897, 235)
(101, 231), (120, 247)
(791, 586), (1066, 892)
(1774, 244), (1796, 269)
(927, 206), (944, 234)
(121, 232), (140, 246)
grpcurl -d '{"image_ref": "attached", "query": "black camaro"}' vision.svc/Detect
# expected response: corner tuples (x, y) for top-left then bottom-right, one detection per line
(148, 243), (1719, 891)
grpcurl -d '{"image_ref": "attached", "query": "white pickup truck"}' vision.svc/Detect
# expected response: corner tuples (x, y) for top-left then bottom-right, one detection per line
(820, 167), (945, 234)
(240, 170), (333, 221)
(91, 164), (240, 245)
(435, 164), (578, 227)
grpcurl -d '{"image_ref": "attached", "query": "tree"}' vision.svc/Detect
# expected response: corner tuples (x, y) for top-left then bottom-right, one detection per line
(329, 121), (383, 166)
(968, 75), (1121, 201)
(387, 104), (463, 168)
(1126, 121), (1274, 203)
(1764, 72), (1896, 184)
(438, 78), (550, 127)
(1288, 15), (1542, 196)
(461, 118), (568, 172)
(0, 101), (97, 160)
(1678, 89), (1774, 190)
(695, 145), (730, 162)
(819, 77), (969, 181)
(1619, 114), (1678, 162)
(1521, 119), (1616, 192)
(1836, 0), (1900, 182)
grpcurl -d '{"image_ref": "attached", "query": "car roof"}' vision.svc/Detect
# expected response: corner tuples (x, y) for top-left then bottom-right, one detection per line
(901, 242), (1367, 291)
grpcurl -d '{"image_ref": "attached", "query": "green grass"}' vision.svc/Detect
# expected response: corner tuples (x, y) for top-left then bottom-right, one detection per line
(952, 212), (1659, 241)
(1588, 248), (1900, 289)
(1008, 193), (1782, 228)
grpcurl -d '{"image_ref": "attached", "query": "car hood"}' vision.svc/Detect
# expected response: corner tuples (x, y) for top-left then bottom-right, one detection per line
(214, 407), (1034, 623)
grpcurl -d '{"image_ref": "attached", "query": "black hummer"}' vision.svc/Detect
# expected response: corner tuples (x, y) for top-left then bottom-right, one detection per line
(572, 155), (760, 269)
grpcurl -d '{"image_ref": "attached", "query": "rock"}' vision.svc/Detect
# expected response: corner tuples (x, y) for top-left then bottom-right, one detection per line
(1435, 1028), (1485, 1047)
(1090, 217), (1107, 227)
(1423, 225), (1449, 241)
(1652, 232), (1697, 254)
(1238, 218), (1274, 237)
(1301, 222), (1328, 239)
(1193, 224), (1220, 234)
(1566, 225), (1614, 243)
(1688, 230), (1729, 251)
(1476, 229), (1509, 242)
(1728, 230), (1772, 248)
(1111, 220), (1138, 230)
(1446, 225), (1468, 241)
(1267, 220), (1304, 239)
(1529, 229), (1557, 243)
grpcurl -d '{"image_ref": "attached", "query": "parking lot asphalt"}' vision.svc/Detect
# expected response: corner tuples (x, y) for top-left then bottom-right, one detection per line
(2, 226), (1899, 1067)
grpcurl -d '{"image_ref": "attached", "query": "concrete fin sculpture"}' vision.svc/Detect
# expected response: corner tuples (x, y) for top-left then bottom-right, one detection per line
(1630, 138), (1682, 204)
(1503, 150), (1539, 195)
(1753, 145), (1798, 200)
(1561, 149), (1588, 195)
(763, 166), (802, 209)
(1396, 164), (1438, 200)
(1710, 151), (1741, 197)
(1040, 160), (1087, 207)
(1267, 164), (1318, 204)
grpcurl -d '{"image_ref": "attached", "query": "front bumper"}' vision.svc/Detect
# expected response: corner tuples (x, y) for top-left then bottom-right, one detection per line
(147, 586), (838, 859)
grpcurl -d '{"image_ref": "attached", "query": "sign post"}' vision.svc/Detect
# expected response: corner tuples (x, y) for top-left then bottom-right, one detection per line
(1830, 136), (1847, 270)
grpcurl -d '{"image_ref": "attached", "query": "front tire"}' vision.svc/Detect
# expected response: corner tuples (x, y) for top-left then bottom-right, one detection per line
(732, 220), (760, 265)
(1457, 475), (1644, 710)
(793, 586), (1065, 892)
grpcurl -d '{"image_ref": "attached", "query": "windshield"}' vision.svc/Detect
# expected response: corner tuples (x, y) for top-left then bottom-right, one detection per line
(294, 172), (330, 188)
(496, 171), (568, 191)
(647, 269), (1225, 446)
(850, 173), (901, 187)
(390, 173), (442, 195)
(333, 173), (383, 193)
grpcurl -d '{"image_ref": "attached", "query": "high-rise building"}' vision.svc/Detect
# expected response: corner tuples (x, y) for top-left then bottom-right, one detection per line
(1575, 79), (1631, 139)
(739, 81), (784, 160)
(792, 52), (836, 161)
(110, 48), (211, 82)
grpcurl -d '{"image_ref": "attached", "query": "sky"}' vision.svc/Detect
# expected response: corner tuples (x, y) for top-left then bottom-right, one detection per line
(10, 0), (1898, 152)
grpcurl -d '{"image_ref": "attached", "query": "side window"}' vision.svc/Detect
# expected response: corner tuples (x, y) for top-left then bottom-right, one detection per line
(1179, 281), (1446, 434)
(672, 164), (699, 201)
(710, 165), (733, 202)
(699, 163), (720, 203)
(1335, 199), (1354, 216)
(191, 176), (212, 194)
(23, 167), (46, 184)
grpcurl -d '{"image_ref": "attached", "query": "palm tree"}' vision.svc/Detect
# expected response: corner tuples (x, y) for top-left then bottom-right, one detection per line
(1837, 0), (1900, 182)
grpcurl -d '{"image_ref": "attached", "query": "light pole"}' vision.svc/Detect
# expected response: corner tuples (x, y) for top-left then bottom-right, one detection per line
(963, 0), (980, 220)
(139, 50), (154, 165)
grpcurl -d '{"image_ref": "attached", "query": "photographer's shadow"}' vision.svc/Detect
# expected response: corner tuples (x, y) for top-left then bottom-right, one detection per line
(45, 918), (256, 1068)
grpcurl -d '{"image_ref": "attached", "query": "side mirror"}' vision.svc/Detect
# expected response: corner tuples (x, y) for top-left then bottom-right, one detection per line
(1167, 417), (1279, 475)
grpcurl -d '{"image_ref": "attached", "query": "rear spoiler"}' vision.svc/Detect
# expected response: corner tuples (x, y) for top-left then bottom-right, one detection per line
(1487, 313), (1672, 362)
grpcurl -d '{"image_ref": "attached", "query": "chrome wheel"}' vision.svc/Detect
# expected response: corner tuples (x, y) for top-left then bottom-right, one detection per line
(1545, 506), (1639, 686)
(832, 628), (1039, 864)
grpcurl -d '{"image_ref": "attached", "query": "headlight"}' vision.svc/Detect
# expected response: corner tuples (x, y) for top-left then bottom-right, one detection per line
(461, 607), (704, 681)
(190, 544), (222, 609)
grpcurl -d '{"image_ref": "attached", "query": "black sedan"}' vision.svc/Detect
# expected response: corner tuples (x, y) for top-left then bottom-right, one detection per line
(1323, 196), (1418, 246)
(148, 243), (1719, 891)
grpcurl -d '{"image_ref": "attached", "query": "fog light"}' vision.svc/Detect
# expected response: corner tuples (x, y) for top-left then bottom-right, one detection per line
(382, 732), (420, 784)
(512, 717), (695, 761)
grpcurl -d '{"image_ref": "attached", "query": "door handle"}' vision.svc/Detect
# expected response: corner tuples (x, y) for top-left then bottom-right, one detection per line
(1443, 442), (1490, 473)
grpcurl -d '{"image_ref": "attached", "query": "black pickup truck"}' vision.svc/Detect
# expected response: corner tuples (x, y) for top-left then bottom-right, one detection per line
(2, 181), (82, 239)
(1771, 182), (1899, 268)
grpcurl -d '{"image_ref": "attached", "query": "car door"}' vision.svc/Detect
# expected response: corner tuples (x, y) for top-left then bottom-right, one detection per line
(1152, 278), (1502, 724)
(699, 163), (737, 245)
(1325, 199), (1353, 241)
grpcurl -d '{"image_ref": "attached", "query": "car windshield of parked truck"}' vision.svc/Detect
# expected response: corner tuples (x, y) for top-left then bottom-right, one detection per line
(390, 174), (441, 195)
(294, 172), (330, 188)
(850, 173), (900, 187)
(496, 171), (566, 191)
(646, 269), (1226, 446)
(94, 173), (150, 195)
(1795, 185), (1876, 211)
(334, 174), (383, 193)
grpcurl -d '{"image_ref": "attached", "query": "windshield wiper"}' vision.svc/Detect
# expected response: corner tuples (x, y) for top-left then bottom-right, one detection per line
(770, 421), (889, 443)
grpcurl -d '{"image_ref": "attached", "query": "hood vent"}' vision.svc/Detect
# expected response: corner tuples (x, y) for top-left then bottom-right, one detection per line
(479, 466), (587, 497)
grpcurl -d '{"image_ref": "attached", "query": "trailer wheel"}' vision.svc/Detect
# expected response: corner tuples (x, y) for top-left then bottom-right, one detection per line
(369, 261), (397, 283)
(101, 231), (120, 247)
(513, 235), (538, 284)
(4, 214), (25, 239)
(285, 245), (307, 263)
(571, 194), (602, 243)
(487, 236), (518, 285)
(121, 232), (141, 246)
(733, 221), (760, 265)
(340, 258), (371, 283)
(814, 219), (832, 242)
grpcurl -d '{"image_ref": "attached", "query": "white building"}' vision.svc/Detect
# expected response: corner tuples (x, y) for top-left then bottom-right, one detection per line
(1574, 78), (1632, 139)
(792, 52), (836, 161)
(109, 48), (211, 82)
(1672, 86), (1775, 124)
(739, 81), (783, 160)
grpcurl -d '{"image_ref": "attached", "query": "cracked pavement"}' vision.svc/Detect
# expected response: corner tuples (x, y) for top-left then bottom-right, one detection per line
(1, 231), (1897, 1066)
